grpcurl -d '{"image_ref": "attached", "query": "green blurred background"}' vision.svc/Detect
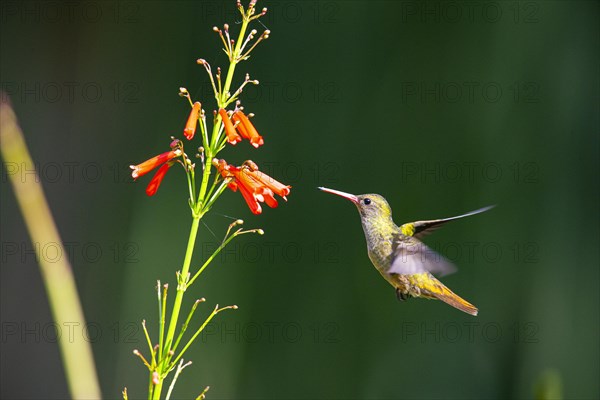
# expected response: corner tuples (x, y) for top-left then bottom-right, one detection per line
(1, 1), (598, 399)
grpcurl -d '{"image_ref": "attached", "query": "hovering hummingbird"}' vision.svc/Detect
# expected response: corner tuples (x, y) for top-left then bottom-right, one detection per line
(319, 187), (494, 316)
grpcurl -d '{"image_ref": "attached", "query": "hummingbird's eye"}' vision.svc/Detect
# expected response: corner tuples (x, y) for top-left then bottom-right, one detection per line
(363, 198), (371, 205)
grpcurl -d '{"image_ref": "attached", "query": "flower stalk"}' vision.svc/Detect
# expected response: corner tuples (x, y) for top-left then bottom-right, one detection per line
(127, 1), (290, 398)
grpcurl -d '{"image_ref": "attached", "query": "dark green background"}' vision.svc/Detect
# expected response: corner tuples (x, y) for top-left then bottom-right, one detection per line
(1, 1), (598, 399)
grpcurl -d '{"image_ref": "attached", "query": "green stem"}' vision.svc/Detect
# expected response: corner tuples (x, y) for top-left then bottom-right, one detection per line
(184, 164), (195, 205)
(171, 299), (204, 355)
(224, 16), (249, 97)
(141, 321), (156, 367)
(202, 178), (231, 216)
(188, 233), (238, 288)
(210, 15), (249, 150)
(198, 157), (213, 207)
(168, 305), (235, 369)
(148, 373), (155, 400)
(152, 216), (201, 399)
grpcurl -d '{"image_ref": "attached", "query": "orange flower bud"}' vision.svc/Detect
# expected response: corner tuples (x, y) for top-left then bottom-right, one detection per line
(232, 111), (264, 148)
(219, 109), (242, 145)
(183, 102), (201, 140)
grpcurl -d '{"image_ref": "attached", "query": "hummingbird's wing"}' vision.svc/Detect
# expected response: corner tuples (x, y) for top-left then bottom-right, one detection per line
(389, 236), (457, 277)
(400, 205), (495, 239)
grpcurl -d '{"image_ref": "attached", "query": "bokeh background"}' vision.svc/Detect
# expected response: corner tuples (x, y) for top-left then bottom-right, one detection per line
(1, 1), (598, 399)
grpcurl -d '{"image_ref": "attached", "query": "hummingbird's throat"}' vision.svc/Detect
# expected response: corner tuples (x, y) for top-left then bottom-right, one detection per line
(360, 217), (396, 258)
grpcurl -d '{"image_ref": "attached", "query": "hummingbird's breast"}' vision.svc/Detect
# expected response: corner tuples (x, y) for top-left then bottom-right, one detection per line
(361, 219), (396, 274)
(368, 242), (393, 276)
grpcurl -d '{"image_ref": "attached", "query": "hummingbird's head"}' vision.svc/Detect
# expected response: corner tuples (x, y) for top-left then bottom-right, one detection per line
(318, 187), (392, 221)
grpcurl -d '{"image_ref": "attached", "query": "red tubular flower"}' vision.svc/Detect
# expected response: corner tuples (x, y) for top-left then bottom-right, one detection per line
(245, 170), (291, 199)
(213, 158), (291, 214)
(130, 149), (181, 179)
(219, 109), (242, 145)
(145, 162), (172, 196)
(236, 178), (263, 214)
(184, 102), (201, 140)
(232, 110), (264, 148)
(261, 189), (278, 208)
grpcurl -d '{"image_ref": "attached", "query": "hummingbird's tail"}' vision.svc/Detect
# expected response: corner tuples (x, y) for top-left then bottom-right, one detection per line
(431, 288), (479, 316)
(408, 274), (479, 316)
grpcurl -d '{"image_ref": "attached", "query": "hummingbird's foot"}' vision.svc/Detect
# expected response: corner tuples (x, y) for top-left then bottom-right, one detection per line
(396, 288), (409, 302)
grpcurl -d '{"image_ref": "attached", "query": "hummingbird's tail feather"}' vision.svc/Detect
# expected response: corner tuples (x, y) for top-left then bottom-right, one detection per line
(431, 289), (479, 316)
(407, 273), (478, 316)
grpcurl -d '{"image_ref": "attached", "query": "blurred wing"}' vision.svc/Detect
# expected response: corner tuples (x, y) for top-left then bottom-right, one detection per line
(389, 236), (457, 277)
(400, 205), (495, 239)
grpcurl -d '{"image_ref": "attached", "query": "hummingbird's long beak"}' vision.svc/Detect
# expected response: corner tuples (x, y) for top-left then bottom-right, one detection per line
(318, 187), (359, 204)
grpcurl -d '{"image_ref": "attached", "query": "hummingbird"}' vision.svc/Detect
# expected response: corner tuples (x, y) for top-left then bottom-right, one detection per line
(319, 187), (494, 316)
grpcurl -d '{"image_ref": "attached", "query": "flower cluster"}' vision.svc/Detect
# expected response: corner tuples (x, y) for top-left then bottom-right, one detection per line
(214, 159), (290, 214)
(129, 0), (290, 215)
